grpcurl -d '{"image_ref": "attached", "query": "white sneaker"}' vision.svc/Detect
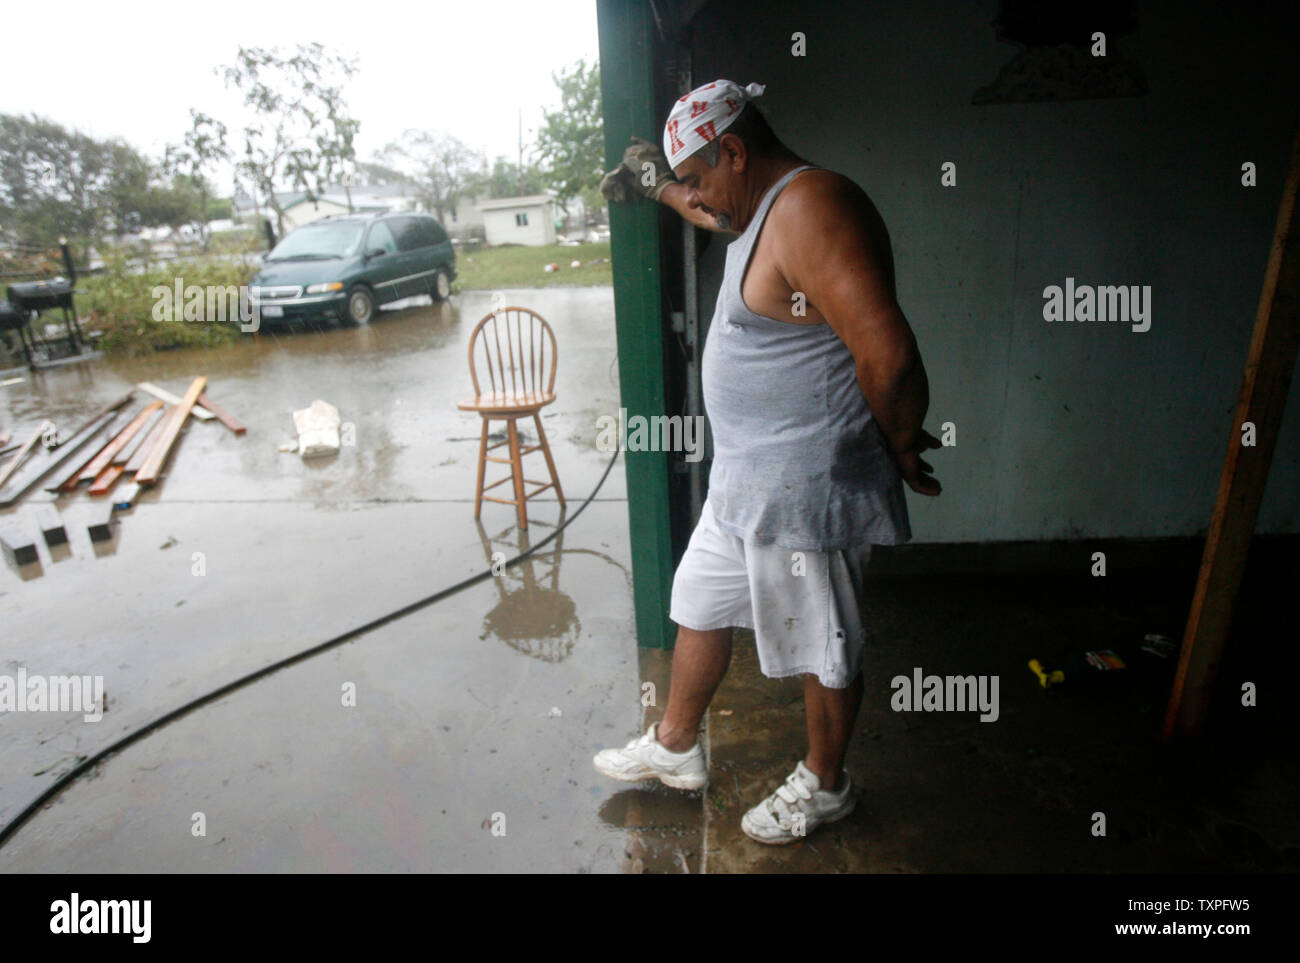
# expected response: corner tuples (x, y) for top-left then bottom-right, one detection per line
(741, 761), (854, 845)
(592, 723), (708, 790)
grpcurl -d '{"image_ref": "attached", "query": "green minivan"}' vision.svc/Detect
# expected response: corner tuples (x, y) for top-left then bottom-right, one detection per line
(248, 211), (456, 325)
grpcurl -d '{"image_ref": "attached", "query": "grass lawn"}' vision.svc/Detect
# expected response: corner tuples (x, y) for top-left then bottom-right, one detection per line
(454, 242), (611, 291)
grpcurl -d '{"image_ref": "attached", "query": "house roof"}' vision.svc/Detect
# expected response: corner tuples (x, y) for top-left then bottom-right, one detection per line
(478, 195), (553, 212)
(281, 195), (350, 212)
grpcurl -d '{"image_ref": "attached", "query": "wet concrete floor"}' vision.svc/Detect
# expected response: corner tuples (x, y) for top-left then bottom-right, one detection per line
(1, 289), (652, 872)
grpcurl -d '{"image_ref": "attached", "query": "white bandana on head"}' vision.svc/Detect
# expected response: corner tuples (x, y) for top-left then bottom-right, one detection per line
(663, 80), (766, 168)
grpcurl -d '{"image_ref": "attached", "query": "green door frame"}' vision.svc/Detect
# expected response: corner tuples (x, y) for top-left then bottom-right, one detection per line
(597, 0), (676, 649)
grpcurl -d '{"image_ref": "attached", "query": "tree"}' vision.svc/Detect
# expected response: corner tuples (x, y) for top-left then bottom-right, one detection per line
(0, 113), (111, 243)
(163, 110), (229, 249)
(104, 142), (199, 235)
(0, 113), (197, 245)
(377, 131), (483, 221)
(472, 156), (545, 200)
(219, 44), (361, 235)
(534, 58), (603, 215)
(205, 196), (233, 222)
(356, 160), (411, 189)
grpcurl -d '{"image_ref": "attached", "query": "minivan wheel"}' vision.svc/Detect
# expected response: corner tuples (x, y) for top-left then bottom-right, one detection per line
(345, 286), (374, 324)
(430, 268), (451, 302)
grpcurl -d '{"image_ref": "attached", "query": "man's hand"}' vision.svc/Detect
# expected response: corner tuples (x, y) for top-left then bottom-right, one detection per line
(600, 136), (678, 203)
(893, 429), (942, 496)
(599, 166), (633, 203)
(623, 137), (676, 200)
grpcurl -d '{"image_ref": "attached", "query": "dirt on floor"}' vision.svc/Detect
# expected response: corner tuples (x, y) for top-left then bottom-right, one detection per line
(622, 554), (1299, 873)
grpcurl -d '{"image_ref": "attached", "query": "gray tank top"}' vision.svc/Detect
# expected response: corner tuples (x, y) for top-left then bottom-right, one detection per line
(701, 164), (912, 550)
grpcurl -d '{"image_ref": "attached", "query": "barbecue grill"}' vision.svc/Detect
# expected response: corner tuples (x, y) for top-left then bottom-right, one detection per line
(0, 298), (36, 365)
(2, 243), (87, 367)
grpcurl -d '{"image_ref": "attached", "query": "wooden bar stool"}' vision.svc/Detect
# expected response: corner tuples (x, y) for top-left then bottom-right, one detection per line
(457, 306), (565, 529)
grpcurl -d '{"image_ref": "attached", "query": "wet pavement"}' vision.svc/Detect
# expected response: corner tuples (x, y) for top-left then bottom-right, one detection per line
(0, 289), (657, 872)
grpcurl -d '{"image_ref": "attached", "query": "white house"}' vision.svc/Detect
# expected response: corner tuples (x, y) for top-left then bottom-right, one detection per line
(443, 193), (487, 240)
(479, 195), (556, 247)
(280, 195), (352, 231)
(272, 183), (420, 231)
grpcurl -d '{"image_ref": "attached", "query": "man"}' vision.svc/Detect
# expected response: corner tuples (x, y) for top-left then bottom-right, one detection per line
(593, 80), (941, 845)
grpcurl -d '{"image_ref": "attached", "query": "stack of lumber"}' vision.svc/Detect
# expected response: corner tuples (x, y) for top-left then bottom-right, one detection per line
(0, 377), (245, 559)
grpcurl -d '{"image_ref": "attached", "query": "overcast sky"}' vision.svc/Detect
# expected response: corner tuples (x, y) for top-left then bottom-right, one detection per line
(0, 0), (600, 190)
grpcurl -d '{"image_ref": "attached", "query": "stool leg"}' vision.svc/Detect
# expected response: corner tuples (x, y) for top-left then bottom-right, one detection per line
(474, 416), (489, 519)
(533, 412), (565, 508)
(506, 417), (528, 529)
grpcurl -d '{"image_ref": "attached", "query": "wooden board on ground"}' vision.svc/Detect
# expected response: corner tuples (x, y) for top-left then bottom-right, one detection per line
(197, 392), (247, 435)
(76, 401), (164, 482)
(1, 393), (135, 508)
(0, 519), (38, 565)
(44, 416), (125, 494)
(46, 407), (138, 493)
(114, 407), (165, 464)
(137, 382), (215, 420)
(136, 377), (206, 485)
(35, 504), (67, 546)
(0, 424), (44, 490)
(124, 406), (173, 474)
(87, 502), (116, 542)
(88, 464), (126, 496)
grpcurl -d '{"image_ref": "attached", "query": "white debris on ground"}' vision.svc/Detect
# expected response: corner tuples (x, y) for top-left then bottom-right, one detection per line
(292, 399), (341, 458)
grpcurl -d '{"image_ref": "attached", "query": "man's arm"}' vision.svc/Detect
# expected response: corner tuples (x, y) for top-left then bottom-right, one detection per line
(777, 173), (940, 494)
(599, 137), (735, 233)
(655, 181), (737, 233)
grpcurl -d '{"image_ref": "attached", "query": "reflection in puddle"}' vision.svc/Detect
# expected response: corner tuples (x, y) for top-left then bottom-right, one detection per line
(476, 520), (579, 662)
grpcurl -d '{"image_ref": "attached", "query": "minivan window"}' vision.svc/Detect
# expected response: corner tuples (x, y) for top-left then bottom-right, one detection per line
(366, 221), (398, 256)
(267, 222), (364, 261)
(391, 216), (425, 252)
(412, 218), (436, 248)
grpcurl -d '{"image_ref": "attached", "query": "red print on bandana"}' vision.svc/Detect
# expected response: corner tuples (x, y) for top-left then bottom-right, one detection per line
(695, 120), (718, 142)
(724, 97), (740, 113)
(667, 119), (686, 154)
(690, 100), (709, 118)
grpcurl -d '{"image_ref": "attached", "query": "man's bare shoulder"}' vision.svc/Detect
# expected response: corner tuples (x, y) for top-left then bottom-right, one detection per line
(764, 167), (889, 256)
(772, 168), (876, 227)
(769, 168), (892, 269)
(768, 167), (897, 300)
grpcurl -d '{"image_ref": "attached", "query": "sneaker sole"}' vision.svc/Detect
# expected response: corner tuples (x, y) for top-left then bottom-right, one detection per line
(741, 797), (856, 846)
(593, 760), (707, 791)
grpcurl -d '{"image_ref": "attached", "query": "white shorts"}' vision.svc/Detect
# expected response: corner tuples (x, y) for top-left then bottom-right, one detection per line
(668, 499), (874, 689)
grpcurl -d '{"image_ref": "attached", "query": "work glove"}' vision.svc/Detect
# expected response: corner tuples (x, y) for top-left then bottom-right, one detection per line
(600, 136), (678, 203)
(599, 165), (634, 203)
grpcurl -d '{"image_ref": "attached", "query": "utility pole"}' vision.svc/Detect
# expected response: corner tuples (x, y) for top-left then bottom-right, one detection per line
(518, 108), (525, 195)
